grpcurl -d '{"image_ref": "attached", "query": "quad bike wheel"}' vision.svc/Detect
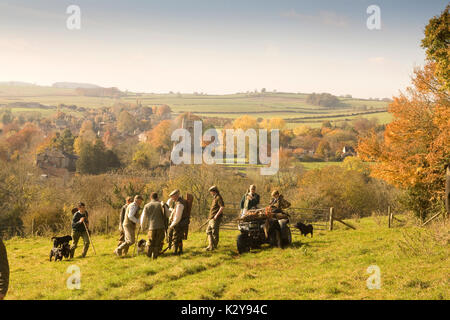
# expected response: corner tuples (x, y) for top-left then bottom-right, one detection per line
(237, 233), (251, 254)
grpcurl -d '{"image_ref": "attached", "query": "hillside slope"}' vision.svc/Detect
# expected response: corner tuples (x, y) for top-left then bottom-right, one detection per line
(4, 217), (448, 300)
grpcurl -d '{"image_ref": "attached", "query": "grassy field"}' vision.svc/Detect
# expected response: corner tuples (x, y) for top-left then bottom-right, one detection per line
(4, 216), (448, 300)
(0, 85), (392, 128)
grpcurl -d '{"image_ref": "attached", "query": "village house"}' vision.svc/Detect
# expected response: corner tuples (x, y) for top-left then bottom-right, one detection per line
(36, 149), (78, 172)
(341, 146), (357, 159)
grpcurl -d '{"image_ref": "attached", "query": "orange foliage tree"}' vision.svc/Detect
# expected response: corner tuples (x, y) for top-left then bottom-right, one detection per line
(358, 7), (449, 220)
(147, 120), (174, 153)
(358, 63), (449, 219)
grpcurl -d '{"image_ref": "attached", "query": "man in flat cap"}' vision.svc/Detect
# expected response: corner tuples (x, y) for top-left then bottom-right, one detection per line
(118, 196), (133, 249)
(166, 189), (189, 255)
(140, 192), (170, 259)
(269, 190), (291, 214)
(114, 195), (143, 256)
(205, 186), (225, 251)
(70, 202), (90, 258)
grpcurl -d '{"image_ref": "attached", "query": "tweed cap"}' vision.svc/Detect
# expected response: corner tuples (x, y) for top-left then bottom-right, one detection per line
(209, 185), (219, 193)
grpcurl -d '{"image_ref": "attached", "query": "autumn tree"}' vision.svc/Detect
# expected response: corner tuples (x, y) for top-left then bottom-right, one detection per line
(260, 118), (286, 131)
(156, 105), (172, 118)
(358, 8), (450, 220)
(117, 110), (138, 135)
(421, 4), (450, 91)
(147, 120), (174, 153)
(6, 123), (41, 156)
(232, 115), (258, 130)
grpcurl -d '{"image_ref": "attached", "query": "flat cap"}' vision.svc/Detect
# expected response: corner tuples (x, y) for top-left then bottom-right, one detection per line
(169, 189), (180, 197)
(209, 185), (219, 193)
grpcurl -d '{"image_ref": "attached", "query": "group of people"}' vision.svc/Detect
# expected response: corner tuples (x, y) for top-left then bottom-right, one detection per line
(112, 186), (225, 258)
(68, 184), (290, 259)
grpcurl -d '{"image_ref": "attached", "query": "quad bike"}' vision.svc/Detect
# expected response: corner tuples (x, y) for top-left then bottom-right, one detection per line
(236, 209), (292, 254)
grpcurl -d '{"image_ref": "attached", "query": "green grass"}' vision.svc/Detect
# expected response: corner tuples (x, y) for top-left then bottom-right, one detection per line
(4, 216), (448, 300)
(0, 85), (391, 128)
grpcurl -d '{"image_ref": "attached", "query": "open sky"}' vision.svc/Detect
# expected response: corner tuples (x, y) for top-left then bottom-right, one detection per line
(0, 0), (447, 98)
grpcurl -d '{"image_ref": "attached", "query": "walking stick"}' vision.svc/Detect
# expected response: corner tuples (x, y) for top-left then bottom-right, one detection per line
(83, 221), (96, 255)
(196, 218), (212, 232)
(132, 225), (142, 257)
(161, 227), (173, 254)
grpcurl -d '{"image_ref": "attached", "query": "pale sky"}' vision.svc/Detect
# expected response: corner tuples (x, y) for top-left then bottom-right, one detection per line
(0, 0), (447, 98)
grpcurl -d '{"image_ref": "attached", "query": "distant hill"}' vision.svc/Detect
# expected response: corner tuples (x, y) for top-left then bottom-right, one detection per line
(52, 82), (101, 89)
(0, 81), (36, 87)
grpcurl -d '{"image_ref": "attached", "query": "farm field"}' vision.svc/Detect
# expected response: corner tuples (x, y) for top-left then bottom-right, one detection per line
(0, 84), (391, 128)
(4, 216), (448, 300)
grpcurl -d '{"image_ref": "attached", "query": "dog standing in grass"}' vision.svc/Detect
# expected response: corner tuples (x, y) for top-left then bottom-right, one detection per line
(295, 222), (314, 237)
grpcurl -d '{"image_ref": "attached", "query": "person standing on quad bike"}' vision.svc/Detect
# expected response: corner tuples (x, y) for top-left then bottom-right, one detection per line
(240, 185), (260, 217)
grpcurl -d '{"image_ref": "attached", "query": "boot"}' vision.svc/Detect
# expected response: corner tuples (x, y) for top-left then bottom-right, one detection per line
(81, 245), (89, 258)
(174, 242), (183, 255)
(213, 236), (219, 250)
(205, 235), (214, 251)
(114, 248), (122, 257)
(69, 247), (75, 259)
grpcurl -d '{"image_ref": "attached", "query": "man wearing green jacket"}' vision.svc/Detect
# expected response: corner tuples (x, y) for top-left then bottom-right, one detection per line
(140, 192), (169, 259)
(70, 202), (90, 258)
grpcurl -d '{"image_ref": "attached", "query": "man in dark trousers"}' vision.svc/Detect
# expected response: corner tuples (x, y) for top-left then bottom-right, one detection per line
(0, 238), (9, 300)
(166, 189), (189, 255)
(140, 192), (169, 259)
(70, 202), (90, 258)
(118, 197), (133, 249)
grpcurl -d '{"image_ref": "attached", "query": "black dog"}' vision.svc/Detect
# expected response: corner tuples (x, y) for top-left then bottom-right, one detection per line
(61, 243), (71, 259)
(295, 222), (313, 237)
(49, 235), (72, 262)
(51, 235), (72, 248)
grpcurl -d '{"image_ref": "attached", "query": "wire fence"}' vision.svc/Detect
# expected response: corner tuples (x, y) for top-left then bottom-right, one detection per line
(0, 204), (334, 239)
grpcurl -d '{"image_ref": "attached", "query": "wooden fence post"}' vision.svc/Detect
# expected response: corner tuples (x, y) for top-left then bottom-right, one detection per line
(106, 214), (109, 234)
(329, 207), (334, 231)
(31, 218), (34, 237)
(388, 206), (392, 228)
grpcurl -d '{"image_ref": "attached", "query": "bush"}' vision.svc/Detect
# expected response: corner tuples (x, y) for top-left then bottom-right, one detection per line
(297, 164), (396, 218)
